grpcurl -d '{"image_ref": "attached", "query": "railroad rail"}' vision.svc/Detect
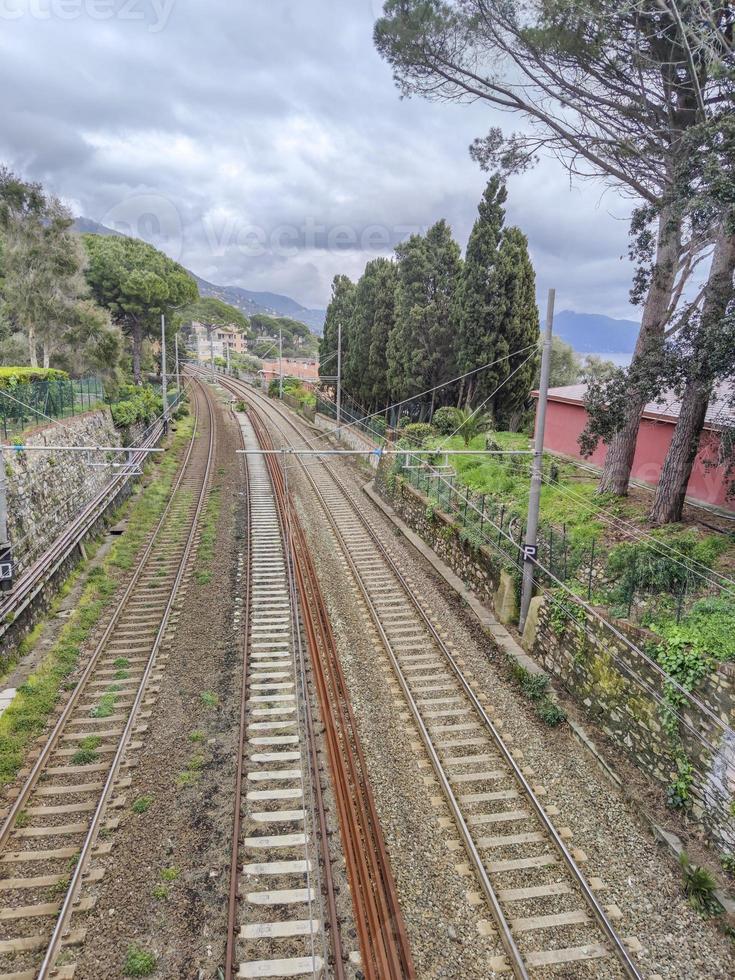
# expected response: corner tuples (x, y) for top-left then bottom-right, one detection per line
(225, 410), (342, 979)
(215, 372), (644, 980)
(0, 379), (215, 980)
(218, 370), (414, 980)
(0, 408), (170, 644)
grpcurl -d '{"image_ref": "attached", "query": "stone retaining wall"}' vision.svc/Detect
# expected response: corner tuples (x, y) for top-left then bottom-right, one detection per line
(527, 596), (735, 851)
(375, 461), (735, 854)
(7, 408), (124, 575)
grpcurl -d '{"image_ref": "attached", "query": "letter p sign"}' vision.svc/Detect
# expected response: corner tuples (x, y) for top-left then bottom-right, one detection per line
(522, 543), (537, 563)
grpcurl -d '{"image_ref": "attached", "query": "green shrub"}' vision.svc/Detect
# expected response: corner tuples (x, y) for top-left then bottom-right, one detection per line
(606, 532), (727, 606)
(656, 598), (735, 663)
(0, 367), (69, 388)
(110, 385), (163, 428)
(124, 945), (157, 977)
(401, 422), (435, 446)
(679, 852), (720, 915)
(432, 406), (464, 435)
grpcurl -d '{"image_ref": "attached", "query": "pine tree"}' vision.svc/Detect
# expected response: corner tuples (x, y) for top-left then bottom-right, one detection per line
(457, 175), (507, 407)
(320, 274), (355, 393)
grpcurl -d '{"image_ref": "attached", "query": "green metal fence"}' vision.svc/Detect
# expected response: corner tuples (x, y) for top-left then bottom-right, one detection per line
(0, 377), (107, 440)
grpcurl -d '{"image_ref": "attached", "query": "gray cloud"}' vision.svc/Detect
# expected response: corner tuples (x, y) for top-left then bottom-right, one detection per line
(0, 0), (639, 318)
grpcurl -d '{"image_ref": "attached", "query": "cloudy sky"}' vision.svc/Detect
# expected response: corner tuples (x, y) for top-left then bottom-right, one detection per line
(1, 0), (639, 318)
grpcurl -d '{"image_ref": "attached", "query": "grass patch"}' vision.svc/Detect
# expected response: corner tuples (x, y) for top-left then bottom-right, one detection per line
(200, 690), (218, 708)
(113, 657), (130, 669)
(152, 884), (169, 900)
(90, 692), (117, 719)
(132, 795), (153, 814)
(160, 865), (180, 882)
(193, 487), (221, 589)
(124, 945), (157, 977)
(188, 730), (205, 743)
(0, 412), (193, 791)
(15, 810), (29, 828)
(176, 770), (199, 788)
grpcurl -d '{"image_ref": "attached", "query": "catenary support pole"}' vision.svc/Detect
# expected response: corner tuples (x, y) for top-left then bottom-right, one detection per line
(520, 288), (555, 632)
(174, 332), (181, 395)
(336, 318), (342, 441)
(226, 342), (231, 375)
(161, 314), (169, 430)
(210, 329), (216, 382)
(279, 328), (284, 399)
(0, 446), (9, 583)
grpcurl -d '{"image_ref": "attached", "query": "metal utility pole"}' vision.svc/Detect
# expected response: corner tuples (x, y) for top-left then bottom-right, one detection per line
(174, 332), (181, 395)
(336, 319), (342, 441)
(161, 314), (169, 431)
(209, 329), (216, 381)
(519, 288), (555, 632)
(279, 328), (284, 399)
(0, 447), (11, 592)
(226, 342), (231, 375)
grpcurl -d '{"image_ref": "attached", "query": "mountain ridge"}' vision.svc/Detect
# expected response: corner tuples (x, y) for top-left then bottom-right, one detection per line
(552, 309), (639, 354)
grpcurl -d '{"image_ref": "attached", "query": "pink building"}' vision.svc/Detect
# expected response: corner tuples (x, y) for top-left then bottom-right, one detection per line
(260, 359), (319, 386)
(538, 384), (735, 511)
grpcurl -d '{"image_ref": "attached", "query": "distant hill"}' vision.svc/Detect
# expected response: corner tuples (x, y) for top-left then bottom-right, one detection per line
(194, 277), (326, 333)
(73, 217), (326, 333)
(553, 310), (640, 354)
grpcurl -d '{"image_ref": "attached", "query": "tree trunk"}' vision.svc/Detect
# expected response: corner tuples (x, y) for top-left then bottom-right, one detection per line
(649, 379), (712, 524)
(131, 319), (143, 385)
(649, 222), (735, 524)
(42, 343), (50, 369)
(597, 205), (682, 495)
(28, 324), (38, 368)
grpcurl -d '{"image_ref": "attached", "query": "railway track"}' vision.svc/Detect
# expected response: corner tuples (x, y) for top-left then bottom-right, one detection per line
(219, 373), (414, 980)
(225, 411), (339, 980)
(216, 373), (644, 980)
(0, 379), (215, 980)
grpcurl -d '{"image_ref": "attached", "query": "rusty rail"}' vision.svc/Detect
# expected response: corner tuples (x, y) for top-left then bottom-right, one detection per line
(248, 405), (415, 980)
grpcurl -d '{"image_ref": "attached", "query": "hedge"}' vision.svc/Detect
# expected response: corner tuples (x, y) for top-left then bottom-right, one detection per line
(0, 367), (69, 389)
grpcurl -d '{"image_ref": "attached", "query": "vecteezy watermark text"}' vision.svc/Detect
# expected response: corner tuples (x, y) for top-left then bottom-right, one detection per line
(0, 0), (176, 32)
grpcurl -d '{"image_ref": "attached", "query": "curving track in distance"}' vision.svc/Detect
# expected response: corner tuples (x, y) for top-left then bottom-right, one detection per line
(0, 378), (216, 980)
(214, 371), (644, 980)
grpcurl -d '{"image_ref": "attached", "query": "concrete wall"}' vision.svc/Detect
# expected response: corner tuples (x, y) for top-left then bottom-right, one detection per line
(7, 408), (124, 576)
(376, 461), (735, 852)
(314, 413), (381, 469)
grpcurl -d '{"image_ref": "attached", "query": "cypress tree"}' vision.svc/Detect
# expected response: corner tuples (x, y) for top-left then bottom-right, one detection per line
(490, 227), (540, 428)
(457, 175), (507, 408)
(319, 274), (355, 391)
(344, 257), (397, 410)
(390, 220), (462, 411)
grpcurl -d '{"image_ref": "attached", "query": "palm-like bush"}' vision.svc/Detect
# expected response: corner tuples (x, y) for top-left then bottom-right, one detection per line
(454, 408), (491, 447)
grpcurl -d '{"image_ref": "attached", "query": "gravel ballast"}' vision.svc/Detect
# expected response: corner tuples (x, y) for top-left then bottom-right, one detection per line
(270, 408), (734, 979)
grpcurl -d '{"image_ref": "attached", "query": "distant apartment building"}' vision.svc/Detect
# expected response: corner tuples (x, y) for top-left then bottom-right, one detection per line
(189, 321), (249, 361)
